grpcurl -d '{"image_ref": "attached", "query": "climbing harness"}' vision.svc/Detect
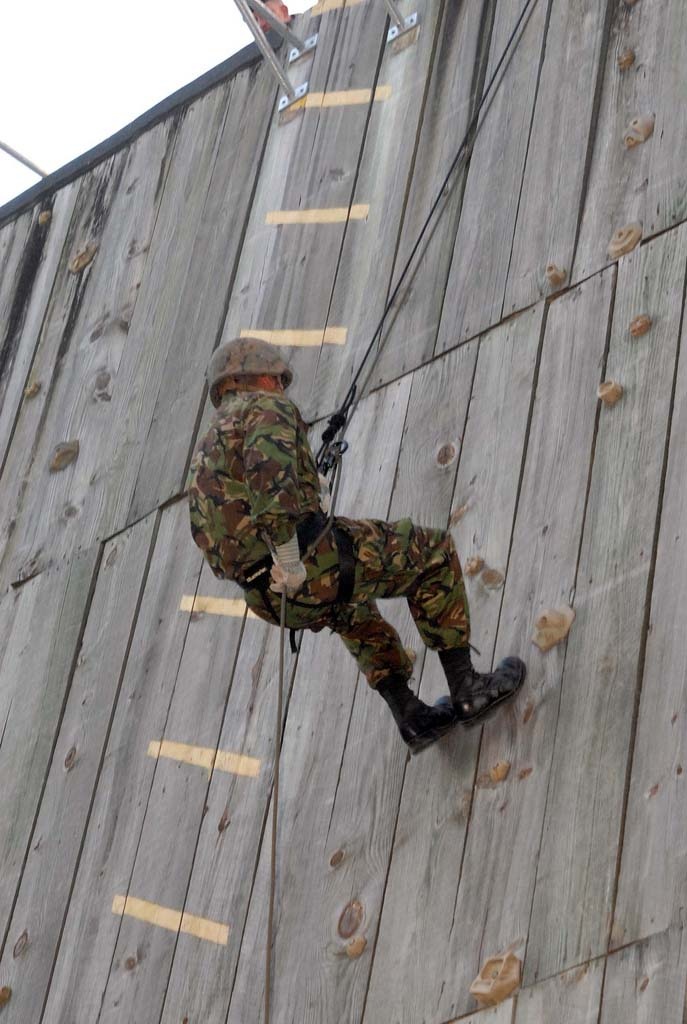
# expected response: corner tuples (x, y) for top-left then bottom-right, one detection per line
(316, 0), (542, 476)
(260, 0), (543, 1016)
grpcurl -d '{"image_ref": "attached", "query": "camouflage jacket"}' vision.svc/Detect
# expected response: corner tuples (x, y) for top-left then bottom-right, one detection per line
(187, 390), (322, 580)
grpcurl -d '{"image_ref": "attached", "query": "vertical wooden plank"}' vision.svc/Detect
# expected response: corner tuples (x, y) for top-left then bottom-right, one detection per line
(434, 0), (551, 353)
(0, 185), (79, 472)
(369, 0), (492, 387)
(40, 502), (203, 1024)
(601, 926), (687, 1024)
(96, 554), (244, 1023)
(364, 311), (541, 1023)
(434, 270), (614, 1022)
(514, 960), (604, 1023)
(127, 62), (276, 521)
(525, 227), (687, 983)
(503, 0), (608, 314)
(612, 239), (687, 948)
(0, 547), (99, 946)
(308, 0), (449, 416)
(222, 381), (411, 1024)
(0, 123), (174, 588)
(219, 1), (389, 423)
(574, 0), (687, 283)
(0, 516), (157, 1024)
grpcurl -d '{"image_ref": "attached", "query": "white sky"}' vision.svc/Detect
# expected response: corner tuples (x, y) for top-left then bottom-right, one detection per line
(1, 0), (312, 208)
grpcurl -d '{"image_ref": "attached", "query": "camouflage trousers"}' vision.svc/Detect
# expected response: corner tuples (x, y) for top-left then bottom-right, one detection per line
(243, 516), (471, 688)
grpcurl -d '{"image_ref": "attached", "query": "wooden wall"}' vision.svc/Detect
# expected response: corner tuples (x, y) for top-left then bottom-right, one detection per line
(1, 0), (686, 1020)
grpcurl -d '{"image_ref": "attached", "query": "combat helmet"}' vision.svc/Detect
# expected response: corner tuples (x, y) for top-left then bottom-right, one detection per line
(207, 336), (294, 407)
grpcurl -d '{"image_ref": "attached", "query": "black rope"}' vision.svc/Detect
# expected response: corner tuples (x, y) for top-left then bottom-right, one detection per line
(316, 0), (541, 472)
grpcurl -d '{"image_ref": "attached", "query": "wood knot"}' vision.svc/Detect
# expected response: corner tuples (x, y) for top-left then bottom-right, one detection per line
(338, 900), (364, 939)
(518, 766), (533, 781)
(329, 849), (345, 868)
(464, 556), (484, 577)
(481, 567), (504, 590)
(522, 701), (535, 724)
(0, 988), (11, 1009)
(449, 503), (468, 526)
(436, 442), (458, 467)
(93, 370), (112, 402)
(124, 955), (138, 971)
(639, 976), (649, 992)
(489, 761), (511, 784)
(68, 244), (98, 274)
(346, 935), (367, 959)
(629, 314), (652, 337)
(617, 48), (635, 71)
(64, 746), (77, 771)
(13, 930), (29, 959)
(49, 440), (80, 472)
(218, 807), (231, 834)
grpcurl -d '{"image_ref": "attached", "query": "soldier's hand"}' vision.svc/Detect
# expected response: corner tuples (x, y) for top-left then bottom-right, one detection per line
(269, 560), (307, 596)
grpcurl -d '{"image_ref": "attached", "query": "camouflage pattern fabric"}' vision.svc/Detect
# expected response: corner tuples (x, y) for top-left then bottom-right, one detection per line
(188, 390), (322, 576)
(188, 389), (471, 689)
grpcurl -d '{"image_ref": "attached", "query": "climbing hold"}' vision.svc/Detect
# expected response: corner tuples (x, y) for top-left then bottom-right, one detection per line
(623, 114), (655, 149)
(0, 987), (11, 1009)
(489, 761), (511, 784)
(607, 223), (642, 260)
(598, 380), (624, 406)
(629, 314), (652, 337)
(545, 264), (567, 290)
(24, 379), (41, 399)
(481, 567), (504, 590)
(465, 556), (485, 577)
(617, 49), (635, 71)
(346, 936), (367, 959)
(38, 210), (52, 226)
(338, 900), (364, 939)
(470, 951), (521, 1007)
(49, 440), (80, 472)
(13, 930), (29, 959)
(532, 607), (575, 652)
(68, 244), (98, 274)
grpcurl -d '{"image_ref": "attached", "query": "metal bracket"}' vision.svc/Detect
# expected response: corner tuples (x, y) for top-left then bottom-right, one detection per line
(289, 33), (318, 64)
(387, 10), (419, 44)
(278, 81), (309, 113)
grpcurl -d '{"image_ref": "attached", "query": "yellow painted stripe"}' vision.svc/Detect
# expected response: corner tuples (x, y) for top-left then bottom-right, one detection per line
(311, 0), (365, 13)
(266, 204), (369, 225)
(305, 85), (391, 108)
(180, 594), (258, 619)
(240, 327), (347, 347)
(112, 895), (229, 945)
(148, 739), (261, 778)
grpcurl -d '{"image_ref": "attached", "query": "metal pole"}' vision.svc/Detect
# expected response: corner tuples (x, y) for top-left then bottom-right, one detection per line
(246, 0), (306, 51)
(0, 141), (47, 179)
(381, 0), (406, 31)
(234, 0), (297, 99)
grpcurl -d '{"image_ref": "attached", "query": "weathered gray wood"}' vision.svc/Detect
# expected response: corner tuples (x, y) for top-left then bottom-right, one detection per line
(127, 62), (276, 522)
(434, 0), (551, 354)
(601, 925), (687, 1023)
(434, 270), (614, 1022)
(96, 551), (245, 1023)
(0, 515), (156, 1023)
(40, 502), (204, 1024)
(0, 125), (174, 588)
(369, 0), (492, 388)
(364, 313), (541, 1023)
(514, 959), (604, 1023)
(612, 233), (687, 948)
(447, 1004), (514, 1024)
(0, 185), (79, 473)
(0, 547), (99, 947)
(503, 0), (608, 314)
(224, 381), (411, 1024)
(308, 0), (456, 417)
(219, 1), (389, 424)
(573, 0), (687, 283)
(525, 226), (687, 983)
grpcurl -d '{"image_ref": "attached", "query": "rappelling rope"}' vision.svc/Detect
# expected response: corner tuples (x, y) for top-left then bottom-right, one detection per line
(316, 0), (542, 475)
(265, 0), (542, 1016)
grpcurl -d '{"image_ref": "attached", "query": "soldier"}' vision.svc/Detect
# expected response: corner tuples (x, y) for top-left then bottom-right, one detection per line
(188, 338), (526, 754)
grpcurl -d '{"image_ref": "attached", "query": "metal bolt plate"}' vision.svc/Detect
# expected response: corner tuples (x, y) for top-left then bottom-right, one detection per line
(387, 11), (418, 43)
(289, 33), (318, 63)
(278, 81), (309, 113)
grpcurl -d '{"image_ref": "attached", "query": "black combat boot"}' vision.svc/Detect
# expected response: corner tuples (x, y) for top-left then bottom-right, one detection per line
(377, 675), (458, 755)
(436, 646), (526, 727)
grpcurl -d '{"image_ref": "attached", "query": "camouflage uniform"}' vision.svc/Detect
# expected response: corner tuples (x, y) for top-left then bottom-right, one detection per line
(188, 389), (471, 688)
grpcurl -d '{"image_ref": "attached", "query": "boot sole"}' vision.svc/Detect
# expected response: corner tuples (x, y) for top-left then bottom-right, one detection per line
(407, 714), (460, 755)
